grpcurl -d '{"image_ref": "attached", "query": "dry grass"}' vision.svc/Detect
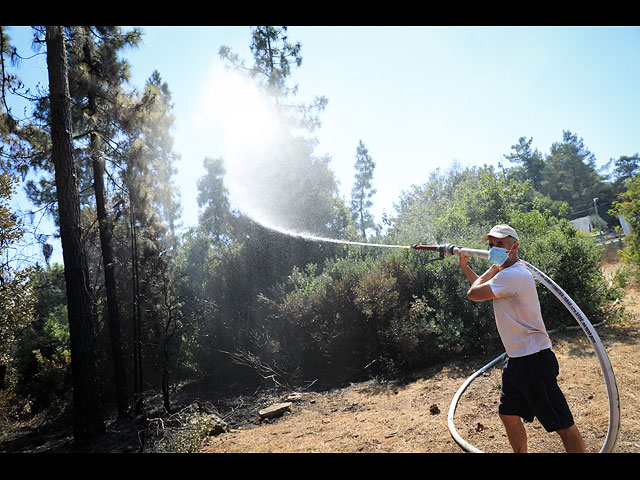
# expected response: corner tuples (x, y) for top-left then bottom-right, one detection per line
(200, 259), (640, 454)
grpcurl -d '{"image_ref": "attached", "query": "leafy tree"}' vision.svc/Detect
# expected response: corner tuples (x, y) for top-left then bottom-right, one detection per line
(610, 153), (640, 197)
(610, 174), (640, 273)
(540, 131), (609, 216)
(117, 70), (183, 412)
(197, 157), (230, 243)
(12, 264), (69, 414)
(0, 173), (35, 393)
(350, 140), (377, 240)
(389, 164), (535, 246)
(502, 136), (545, 191)
(272, 165), (619, 386)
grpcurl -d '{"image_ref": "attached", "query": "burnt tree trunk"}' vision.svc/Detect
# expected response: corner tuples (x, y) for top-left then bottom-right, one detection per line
(83, 40), (129, 420)
(45, 25), (104, 446)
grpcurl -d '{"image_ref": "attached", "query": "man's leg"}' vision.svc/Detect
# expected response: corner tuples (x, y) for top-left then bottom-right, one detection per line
(556, 423), (587, 453)
(500, 413), (528, 453)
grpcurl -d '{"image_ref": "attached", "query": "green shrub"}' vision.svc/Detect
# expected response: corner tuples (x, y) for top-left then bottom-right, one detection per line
(513, 218), (616, 330)
(269, 167), (621, 387)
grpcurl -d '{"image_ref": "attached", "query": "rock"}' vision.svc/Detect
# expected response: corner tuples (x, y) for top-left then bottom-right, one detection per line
(259, 402), (292, 420)
(285, 393), (305, 402)
(192, 413), (228, 436)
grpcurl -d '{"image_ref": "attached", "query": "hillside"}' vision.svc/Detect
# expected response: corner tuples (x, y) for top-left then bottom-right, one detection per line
(199, 259), (640, 454)
(1, 259), (638, 454)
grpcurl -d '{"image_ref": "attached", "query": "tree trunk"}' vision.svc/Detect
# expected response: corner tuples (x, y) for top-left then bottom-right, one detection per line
(83, 41), (129, 420)
(130, 199), (143, 413)
(45, 26), (104, 446)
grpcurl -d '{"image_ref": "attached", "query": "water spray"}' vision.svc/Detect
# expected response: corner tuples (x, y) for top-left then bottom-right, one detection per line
(243, 216), (412, 250)
(411, 243), (620, 453)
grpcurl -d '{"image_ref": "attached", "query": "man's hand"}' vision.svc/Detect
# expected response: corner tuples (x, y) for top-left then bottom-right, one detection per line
(458, 252), (469, 269)
(458, 251), (478, 284)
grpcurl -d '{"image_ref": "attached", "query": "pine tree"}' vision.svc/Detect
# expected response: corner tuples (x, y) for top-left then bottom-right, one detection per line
(67, 25), (141, 419)
(611, 153), (640, 196)
(503, 136), (545, 191)
(14, 26), (142, 419)
(541, 131), (608, 214)
(197, 157), (230, 243)
(119, 71), (182, 412)
(350, 140), (377, 240)
(45, 25), (104, 446)
(218, 26), (341, 237)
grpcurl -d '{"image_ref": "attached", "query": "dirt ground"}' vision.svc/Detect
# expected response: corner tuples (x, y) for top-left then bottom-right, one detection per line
(1, 259), (637, 454)
(200, 260), (640, 454)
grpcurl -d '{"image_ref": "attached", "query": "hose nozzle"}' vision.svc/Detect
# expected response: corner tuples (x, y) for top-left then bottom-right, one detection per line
(412, 244), (489, 261)
(411, 244), (455, 262)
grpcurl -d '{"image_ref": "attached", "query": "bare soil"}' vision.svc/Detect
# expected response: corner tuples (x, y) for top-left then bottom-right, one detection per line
(2, 259), (638, 454)
(199, 260), (640, 454)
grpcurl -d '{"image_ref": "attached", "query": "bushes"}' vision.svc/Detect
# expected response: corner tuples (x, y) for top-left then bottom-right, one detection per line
(515, 218), (615, 330)
(611, 175), (640, 276)
(267, 166), (620, 387)
(274, 253), (377, 386)
(272, 247), (501, 385)
(169, 165), (620, 392)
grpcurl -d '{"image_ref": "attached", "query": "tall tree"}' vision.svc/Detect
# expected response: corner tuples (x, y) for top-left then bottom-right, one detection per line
(248, 26), (301, 100)
(219, 26), (342, 237)
(611, 153), (640, 196)
(350, 140), (377, 240)
(118, 70), (182, 412)
(503, 136), (545, 191)
(540, 131), (607, 214)
(68, 25), (140, 419)
(45, 25), (104, 446)
(197, 157), (230, 243)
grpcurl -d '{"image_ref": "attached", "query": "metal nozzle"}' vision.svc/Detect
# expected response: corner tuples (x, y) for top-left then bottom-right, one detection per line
(411, 244), (455, 254)
(411, 244), (455, 262)
(411, 244), (489, 261)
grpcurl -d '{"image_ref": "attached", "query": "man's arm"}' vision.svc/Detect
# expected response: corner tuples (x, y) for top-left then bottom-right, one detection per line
(458, 252), (478, 284)
(459, 254), (498, 302)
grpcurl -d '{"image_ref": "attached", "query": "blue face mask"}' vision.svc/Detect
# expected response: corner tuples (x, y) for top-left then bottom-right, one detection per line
(488, 246), (513, 266)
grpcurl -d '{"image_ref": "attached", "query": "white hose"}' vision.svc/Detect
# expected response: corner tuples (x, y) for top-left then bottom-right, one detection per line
(445, 251), (620, 453)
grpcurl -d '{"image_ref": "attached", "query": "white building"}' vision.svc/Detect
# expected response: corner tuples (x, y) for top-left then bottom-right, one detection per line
(570, 216), (592, 233)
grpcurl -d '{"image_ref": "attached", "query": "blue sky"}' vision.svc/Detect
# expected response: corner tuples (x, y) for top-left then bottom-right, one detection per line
(124, 26), (640, 225)
(5, 26), (640, 264)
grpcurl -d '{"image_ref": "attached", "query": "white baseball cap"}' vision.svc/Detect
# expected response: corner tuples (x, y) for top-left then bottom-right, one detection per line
(481, 224), (519, 242)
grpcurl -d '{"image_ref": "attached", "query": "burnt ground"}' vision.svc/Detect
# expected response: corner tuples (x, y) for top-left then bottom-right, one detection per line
(199, 260), (640, 454)
(2, 259), (639, 454)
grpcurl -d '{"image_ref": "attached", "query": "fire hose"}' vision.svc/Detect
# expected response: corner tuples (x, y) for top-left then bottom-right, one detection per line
(412, 244), (620, 453)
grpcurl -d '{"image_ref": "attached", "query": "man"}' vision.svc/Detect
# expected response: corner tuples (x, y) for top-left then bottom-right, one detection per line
(458, 224), (586, 453)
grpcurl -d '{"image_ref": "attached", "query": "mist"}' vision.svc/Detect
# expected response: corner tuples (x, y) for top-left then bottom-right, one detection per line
(194, 62), (343, 240)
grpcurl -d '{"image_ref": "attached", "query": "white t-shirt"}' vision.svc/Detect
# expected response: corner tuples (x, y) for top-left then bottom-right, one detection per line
(487, 261), (552, 358)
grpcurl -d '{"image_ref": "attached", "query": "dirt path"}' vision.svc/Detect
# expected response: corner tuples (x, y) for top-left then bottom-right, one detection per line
(200, 263), (640, 454)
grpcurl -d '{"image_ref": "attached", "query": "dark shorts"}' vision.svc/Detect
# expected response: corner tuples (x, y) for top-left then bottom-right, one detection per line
(499, 348), (575, 432)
